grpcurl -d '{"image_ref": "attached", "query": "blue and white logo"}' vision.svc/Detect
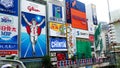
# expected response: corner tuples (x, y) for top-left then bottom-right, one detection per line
(0, 0), (14, 8)
(0, 16), (13, 23)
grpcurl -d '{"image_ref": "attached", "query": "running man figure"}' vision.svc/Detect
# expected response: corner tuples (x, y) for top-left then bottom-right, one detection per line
(22, 13), (45, 56)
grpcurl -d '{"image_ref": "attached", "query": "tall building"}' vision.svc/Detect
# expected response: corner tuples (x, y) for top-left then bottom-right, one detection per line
(108, 9), (120, 52)
(108, 20), (120, 52)
(86, 4), (98, 57)
(100, 22), (109, 57)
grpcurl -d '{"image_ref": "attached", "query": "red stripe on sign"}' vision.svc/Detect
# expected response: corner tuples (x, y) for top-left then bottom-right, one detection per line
(0, 50), (18, 56)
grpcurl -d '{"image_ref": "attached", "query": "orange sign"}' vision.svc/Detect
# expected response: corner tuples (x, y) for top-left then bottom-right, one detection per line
(71, 8), (88, 30)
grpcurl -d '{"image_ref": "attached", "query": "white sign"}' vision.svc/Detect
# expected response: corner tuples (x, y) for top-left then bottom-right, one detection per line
(75, 29), (89, 39)
(21, 0), (46, 16)
(0, 14), (18, 42)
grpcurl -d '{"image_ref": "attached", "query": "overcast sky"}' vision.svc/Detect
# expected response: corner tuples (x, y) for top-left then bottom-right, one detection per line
(78, 0), (120, 23)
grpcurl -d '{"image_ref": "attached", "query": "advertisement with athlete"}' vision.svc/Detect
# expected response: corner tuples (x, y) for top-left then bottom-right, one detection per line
(21, 0), (46, 58)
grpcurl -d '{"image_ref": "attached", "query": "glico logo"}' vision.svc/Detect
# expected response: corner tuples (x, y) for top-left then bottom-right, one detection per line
(27, 6), (40, 12)
(0, 16), (12, 23)
(0, 0), (14, 8)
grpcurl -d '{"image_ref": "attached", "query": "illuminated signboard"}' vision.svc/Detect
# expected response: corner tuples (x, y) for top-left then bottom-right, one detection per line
(49, 22), (66, 37)
(50, 37), (67, 51)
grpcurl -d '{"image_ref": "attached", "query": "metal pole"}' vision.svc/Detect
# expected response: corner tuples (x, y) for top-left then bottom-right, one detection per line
(107, 0), (111, 22)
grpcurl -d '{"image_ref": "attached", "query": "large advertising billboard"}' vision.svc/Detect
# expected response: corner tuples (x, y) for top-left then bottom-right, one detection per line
(66, 0), (88, 30)
(21, 0), (46, 58)
(66, 0), (86, 24)
(49, 22), (66, 37)
(0, 0), (18, 56)
(48, 3), (65, 23)
(49, 37), (67, 51)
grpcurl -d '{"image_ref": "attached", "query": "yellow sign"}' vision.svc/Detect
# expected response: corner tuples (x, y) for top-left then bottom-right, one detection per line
(50, 22), (65, 32)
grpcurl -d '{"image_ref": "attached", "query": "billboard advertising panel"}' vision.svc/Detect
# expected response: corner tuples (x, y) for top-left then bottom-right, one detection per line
(66, 0), (86, 24)
(49, 22), (66, 37)
(66, 0), (71, 23)
(71, 8), (88, 30)
(66, 24), (76, 58)
(0, 0), (18, 56)
(91, 4), (98, 25)
(0, 14), (18, 56)
(0, 0), (18, 16)
(21, 0), (46, 58)
(48, 3), (65, 23)
(86, 4), (95, 34)
(75, 28), (89, 39)
(49, 37), (67, 51)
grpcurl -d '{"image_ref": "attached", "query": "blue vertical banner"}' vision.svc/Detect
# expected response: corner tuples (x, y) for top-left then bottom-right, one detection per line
(0, 0), (18, 56)
(91, 4), (98, 25)
(20, 0), (46, 58)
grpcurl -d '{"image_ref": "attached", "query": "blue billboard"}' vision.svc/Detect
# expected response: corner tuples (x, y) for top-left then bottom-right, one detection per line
(66, 0), (86, 23)
(71, 0), (86, 12)
(0, 0), (18, 16)
(50, 37), (67, 51)
(21, 12), (46, 58)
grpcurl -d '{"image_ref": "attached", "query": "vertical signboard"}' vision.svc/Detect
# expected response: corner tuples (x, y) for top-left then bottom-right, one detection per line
(49, 22), (66, 37)
(66, 24), (76, 58)
(91, 4), (98, 25)
(66, 0), (88, 30)
(21, 0), (46, 58)
(49, 37), (67, 51)
(48, 3), (65, 23)
(66, 0), (71, 23)
(0, 0), (18, 56)
(86, 4), (95, 34)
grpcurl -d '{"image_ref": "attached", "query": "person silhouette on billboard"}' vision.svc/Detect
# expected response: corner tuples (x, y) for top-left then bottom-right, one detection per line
(22, 13), (45, 56)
